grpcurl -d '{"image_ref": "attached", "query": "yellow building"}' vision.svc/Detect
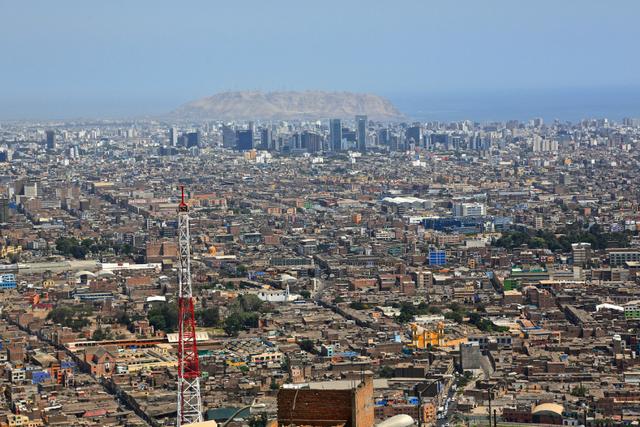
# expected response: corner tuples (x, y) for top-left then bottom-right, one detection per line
(2, 415), (44, 427)
(410, 322), (467, 349)
(226, 359), (247, 367)
(0, 245), (22, 258)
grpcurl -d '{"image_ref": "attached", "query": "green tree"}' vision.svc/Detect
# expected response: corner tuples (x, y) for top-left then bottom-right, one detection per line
(198, 307), (220, 327)
(224, 312), (243, 337)
(232, 294), (263, 313)
(71, 245), (88, 259)
(299, 339), (315, 353)
(445, 311), (463, 323)
(349, 301), (368, 310)
(379, 365), (395, 378)
(570, 385), (588, 397)
(147, 303), (178, 333)
(92, 328), (113, 341)
(47, 306), (91, 332)
(115, 310), (132, 326)
(48, 307), (74, 324)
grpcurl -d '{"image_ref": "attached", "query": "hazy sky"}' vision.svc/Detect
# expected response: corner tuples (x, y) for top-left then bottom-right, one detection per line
(1, 0), (639, 119)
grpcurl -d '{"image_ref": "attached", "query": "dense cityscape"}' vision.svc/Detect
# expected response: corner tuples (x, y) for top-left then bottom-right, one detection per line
(2, 115), (640, 426)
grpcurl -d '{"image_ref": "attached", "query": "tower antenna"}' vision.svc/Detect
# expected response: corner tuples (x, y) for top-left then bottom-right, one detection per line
(176, 186), (203, 425)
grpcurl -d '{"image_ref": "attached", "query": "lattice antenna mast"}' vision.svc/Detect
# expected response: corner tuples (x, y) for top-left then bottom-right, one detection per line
(176, 186), (203, 426)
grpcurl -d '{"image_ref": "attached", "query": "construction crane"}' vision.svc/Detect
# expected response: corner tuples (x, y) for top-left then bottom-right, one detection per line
(176, 186), (203, 426)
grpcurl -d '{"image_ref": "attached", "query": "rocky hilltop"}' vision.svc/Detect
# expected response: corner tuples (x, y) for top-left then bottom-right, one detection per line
(171, 90), (404, 121)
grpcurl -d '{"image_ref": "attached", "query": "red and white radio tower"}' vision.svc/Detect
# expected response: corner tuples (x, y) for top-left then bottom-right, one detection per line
(176, 186), (203, 426)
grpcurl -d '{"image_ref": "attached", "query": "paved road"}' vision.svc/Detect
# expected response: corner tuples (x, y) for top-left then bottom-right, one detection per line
(437, 384), (458, 427)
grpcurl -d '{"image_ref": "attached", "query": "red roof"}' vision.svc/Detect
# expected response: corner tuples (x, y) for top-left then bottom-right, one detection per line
(83, 409), (107, 417)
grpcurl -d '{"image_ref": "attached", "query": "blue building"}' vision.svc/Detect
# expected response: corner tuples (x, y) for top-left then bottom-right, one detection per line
(0, 273), (17, 289)
(236, 129), (254, 151)
(429, 250), (446, 266)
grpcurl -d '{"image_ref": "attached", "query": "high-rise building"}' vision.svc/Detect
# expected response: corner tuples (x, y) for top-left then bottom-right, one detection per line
(46, 130), (56, 150)
(0, 198), (9, 223)
(236, 129), (254, 151)
(260, 128), (272, 150)
(356, 115), (367, 152)
(222, 125), (236, 148)
(329, 119), (342, 151)
(430, 133), (449, 150)
(185, 132), (200, 148)
(406, 125), (422, 147)
(301, 131), (322, 153)
(342, 128), (356, 146)
(572, 243), (592, 267)
(378, 128), (390, 147)
(169, 127), (178, 146)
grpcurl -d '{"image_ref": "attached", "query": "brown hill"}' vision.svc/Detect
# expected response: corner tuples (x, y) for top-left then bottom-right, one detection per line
(171, 90), (404, 121)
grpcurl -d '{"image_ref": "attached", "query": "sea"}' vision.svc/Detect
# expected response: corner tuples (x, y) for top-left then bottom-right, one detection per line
(387, 86), (640, 123)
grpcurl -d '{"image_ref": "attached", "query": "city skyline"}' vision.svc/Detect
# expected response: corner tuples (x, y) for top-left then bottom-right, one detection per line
(4, 2), (640, 427)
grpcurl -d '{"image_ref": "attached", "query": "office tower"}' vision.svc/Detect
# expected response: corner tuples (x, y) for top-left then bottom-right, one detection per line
(559, 173), (572, 186)
(222, 125), (237, 148)
(356, 115), (367, 152)
(301, 131), (322, 153)
(342, 129), (356, 146)
(389, 134), (401, 151)
(236, 129), (254, 151)
(46, 130), (56, 150)
(290, 133), (301, 151)
(260, 128), (272, 150)
(185, 131), (200, 148)
(430, 133), (449, 150)
(471, 134), (484, 151)
(0, 198), (9, 223)
(169, 127), (178, 146)
(329, 119), (342, 151)
(535, 216), (544, 230)
(453, 202), (486, 217)
(378, 128), (390, 147)
(572, 243), (592, 267)
(406, 125), (422, 147)
(24, 181), (38, 198)
(451, 135), (463, 150)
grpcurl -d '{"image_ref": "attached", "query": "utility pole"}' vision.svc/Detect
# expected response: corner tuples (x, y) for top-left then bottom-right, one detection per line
(487, 387), (493, 427)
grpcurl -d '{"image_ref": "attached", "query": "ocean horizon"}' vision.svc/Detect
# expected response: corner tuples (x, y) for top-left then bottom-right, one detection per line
(388, 86), (640, 123)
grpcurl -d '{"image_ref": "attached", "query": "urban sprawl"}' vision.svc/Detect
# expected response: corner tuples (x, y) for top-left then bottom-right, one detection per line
(2, 116), (640, 426)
